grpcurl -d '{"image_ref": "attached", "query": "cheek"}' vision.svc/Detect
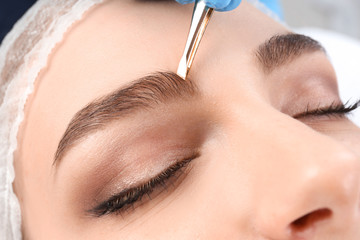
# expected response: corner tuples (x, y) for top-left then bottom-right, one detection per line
(339, 124), (360, 156)
(304, 118), (360, 156)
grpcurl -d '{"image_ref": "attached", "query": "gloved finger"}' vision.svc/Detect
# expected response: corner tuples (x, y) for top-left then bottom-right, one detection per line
(175, 0), (195, 5)
(203, 0), (231, 10)
(216, 0), (242, 12)
(175, 0), (241, 12)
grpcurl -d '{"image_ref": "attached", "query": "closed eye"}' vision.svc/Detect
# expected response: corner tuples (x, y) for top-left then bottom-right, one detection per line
(88, 152), (200, 217)
(293, 99), (360, 119)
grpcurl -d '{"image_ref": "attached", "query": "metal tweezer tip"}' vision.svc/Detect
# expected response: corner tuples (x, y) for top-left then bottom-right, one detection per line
(177, 1), (214, 80)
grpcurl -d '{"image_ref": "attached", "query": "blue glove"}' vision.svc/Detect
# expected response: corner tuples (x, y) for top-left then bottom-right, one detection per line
(175, 0), (242, 12)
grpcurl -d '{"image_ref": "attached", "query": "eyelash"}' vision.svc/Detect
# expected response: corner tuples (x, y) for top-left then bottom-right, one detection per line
(293, 99), (360, 119)
(89, 153), (199, 217)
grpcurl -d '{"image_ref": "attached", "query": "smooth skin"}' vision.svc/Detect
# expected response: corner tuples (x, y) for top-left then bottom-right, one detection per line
(13, 0), (360, 239)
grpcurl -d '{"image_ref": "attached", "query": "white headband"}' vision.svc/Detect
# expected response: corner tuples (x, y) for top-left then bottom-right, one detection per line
(0, 1), (105, 239)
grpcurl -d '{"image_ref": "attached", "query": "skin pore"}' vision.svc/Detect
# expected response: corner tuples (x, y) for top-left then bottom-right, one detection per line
(13, 0), (360, 239)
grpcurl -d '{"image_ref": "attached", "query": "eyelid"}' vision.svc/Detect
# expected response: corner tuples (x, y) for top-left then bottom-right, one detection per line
(88, 152), (200, 217)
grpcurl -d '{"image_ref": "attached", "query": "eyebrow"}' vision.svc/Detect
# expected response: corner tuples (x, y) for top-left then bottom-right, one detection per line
(53, 71), (197, 166)
(54, 33), (324, 166)
(255, 33), (325, 73)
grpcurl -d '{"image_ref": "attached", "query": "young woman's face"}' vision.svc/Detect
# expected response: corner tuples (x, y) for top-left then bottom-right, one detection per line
(14, 0), (360, 239)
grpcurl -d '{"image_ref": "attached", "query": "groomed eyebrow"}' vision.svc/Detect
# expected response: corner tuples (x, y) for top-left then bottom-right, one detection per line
(54, 33), (324, 166)
(256, 33), (325, 73)
(54, 71), (197, 166)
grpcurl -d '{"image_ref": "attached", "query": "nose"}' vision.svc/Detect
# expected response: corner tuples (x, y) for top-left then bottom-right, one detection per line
(254, 130), (360, 239)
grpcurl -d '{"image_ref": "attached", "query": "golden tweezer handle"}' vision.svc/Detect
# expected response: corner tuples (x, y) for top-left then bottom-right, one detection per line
(177, 0), (214, 80)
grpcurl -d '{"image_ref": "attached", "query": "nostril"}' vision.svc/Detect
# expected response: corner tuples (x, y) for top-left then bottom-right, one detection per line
(290, 208), (332, 233)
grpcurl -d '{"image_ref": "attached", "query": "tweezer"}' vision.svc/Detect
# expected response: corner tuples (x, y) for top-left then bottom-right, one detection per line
(177, 0), (214, 80)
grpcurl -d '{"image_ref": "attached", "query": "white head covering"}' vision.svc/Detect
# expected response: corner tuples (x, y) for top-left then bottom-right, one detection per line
(0, 0), (104, 239)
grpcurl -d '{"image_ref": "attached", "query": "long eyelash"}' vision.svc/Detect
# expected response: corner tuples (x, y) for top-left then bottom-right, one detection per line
(293, 99), (360, 119)
(89, 153), (199, 217)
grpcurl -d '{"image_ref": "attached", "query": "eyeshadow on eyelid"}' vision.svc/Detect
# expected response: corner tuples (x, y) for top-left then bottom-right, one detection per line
(88, 149), (201, 215)
(280, 78), (340, 117)
(89, 152), (200, 217)
(264, 49), (339, 117)
(67, 113), (210, 215)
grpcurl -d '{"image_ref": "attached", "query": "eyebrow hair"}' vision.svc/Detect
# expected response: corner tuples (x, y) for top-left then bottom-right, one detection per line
(53, 71), (197, 166)
(53, 33), (324, 166)
(255, 33), (325, 73)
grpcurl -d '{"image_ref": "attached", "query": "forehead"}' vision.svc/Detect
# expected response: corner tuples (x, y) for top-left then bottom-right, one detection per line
(43, 0), (286, 110)
(21, 0), (288, 170)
